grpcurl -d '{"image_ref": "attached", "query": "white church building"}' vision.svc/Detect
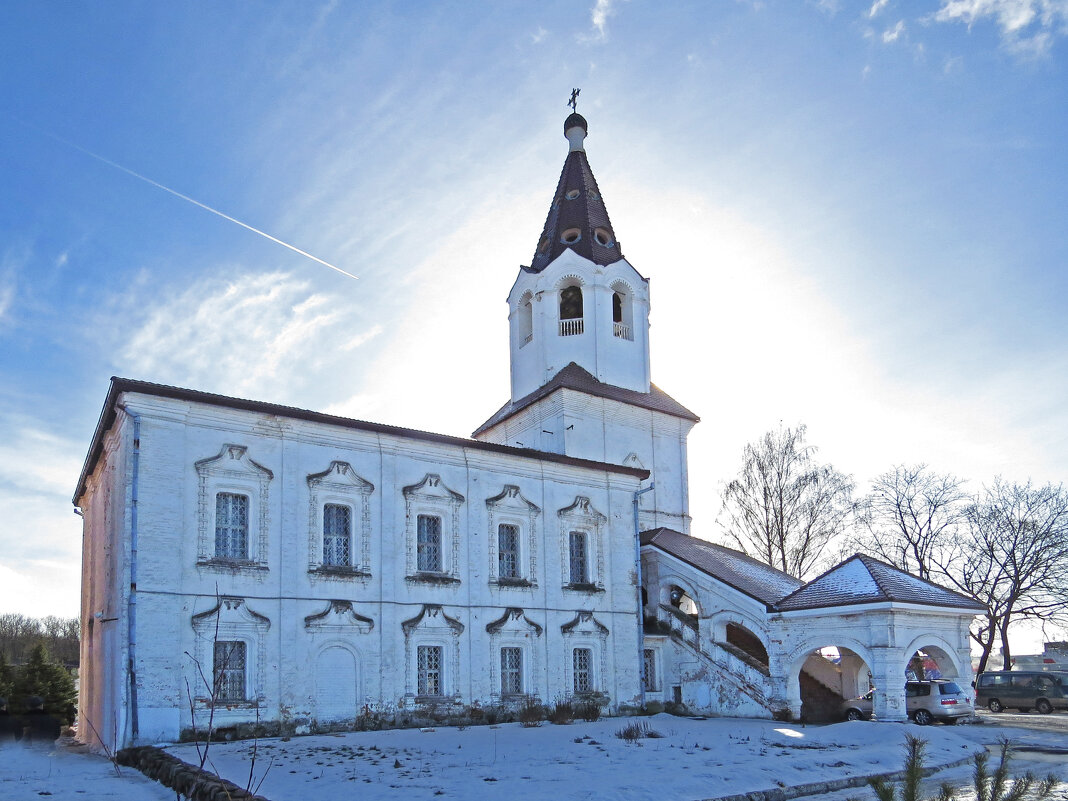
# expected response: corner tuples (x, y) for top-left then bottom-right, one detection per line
(74, 111), (983, 750)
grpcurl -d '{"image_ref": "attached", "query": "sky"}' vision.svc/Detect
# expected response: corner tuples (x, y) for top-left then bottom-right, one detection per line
(0, 1), (1066, 651)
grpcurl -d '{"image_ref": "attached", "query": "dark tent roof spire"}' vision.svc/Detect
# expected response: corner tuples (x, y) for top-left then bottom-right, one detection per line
(527, 110), (624, 273)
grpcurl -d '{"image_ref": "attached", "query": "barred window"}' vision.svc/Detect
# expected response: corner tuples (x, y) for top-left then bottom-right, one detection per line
(417, 645), (443, 696)
(417, 515), (443, 572)
(501, 647), (523, 695)
(568, 531), (588, 584)
(213, 641), (247, 702)
(215, 493), (249, 560)
(323, 504), (352, 566)
(498, 524), (520, 578)
(573, 647), (593, 693)
(643, 648), (658, 691)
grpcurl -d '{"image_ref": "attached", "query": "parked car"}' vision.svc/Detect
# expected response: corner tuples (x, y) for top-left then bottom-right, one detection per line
(974, 671), (1068, 714)
(841, 680), (973, 724)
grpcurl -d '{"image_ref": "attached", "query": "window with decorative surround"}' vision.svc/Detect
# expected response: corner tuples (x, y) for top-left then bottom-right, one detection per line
(561, 611), (609, 700)
(403, 474), (464, 585)
(485, 608), (542, 701)
(558, 497), (606, 592)
(191, 597), (270, 709)
(486, 485), (540, 587)
(307, 461), (374, 578)
(402, 605), (464, 701)
(195, 445), (272, 570)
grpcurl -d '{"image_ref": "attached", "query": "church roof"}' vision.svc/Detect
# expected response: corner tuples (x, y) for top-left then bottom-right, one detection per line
(472, 362), (699, 437)
(640, 528), (803, 607)
(525, 113), (625, 273)
(73, 377), (649, 504)
(773, 554), (986, 612)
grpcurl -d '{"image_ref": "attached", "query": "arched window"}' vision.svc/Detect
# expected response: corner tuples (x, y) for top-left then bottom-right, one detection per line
(611, 283), (634, 340)
(518, 293), (533, 346)
(559, 285), (584, 336)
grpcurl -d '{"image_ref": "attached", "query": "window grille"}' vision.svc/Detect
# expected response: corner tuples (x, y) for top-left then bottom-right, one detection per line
(322, 504), (352, 566)
(568, 531), (588, 584)
(573, 648), (593, 693)
(417, 645), (443, 696)
(501, 647), (523, 695)
(643, 648), (657, 691)
(417, 515), (443, 572)
(213, 641), (247, 702)
(215, 493), (249, 559)
(498, 524), (520, 578)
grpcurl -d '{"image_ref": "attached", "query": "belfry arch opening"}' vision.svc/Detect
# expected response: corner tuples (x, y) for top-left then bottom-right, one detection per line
(610, 281), (634, 341)
(558, 283), (584, 336)
(517, 292), (533, 345)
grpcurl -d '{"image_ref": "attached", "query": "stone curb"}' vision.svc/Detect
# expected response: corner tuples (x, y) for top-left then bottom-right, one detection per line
(701, 752), (981, 801)
(116, 744), (272, 801)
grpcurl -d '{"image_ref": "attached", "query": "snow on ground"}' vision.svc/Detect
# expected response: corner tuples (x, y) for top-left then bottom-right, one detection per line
(0, 739), (174, 801)
(2, 717), (1065, 801)
(165, 716), (979, 801)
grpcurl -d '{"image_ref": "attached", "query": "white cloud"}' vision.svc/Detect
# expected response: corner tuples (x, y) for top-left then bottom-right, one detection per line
(590, 0), (619, 40)
(531, 26), (548, 44)
(112, 269), (381, 402)
(869, 0), (890, 17)
(0, 280), (12, 322)
(932, 0), (1068, 55)
(883, 19), (907, 41)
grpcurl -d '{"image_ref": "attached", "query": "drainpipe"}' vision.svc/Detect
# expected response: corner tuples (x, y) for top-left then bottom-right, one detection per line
(119, 406), (141, 743)
(633, 482), (654, 709)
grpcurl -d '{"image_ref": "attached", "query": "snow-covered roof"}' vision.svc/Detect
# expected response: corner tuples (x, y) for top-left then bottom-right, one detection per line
(641, 528), (803, 606)
(774, 554), (986, 612)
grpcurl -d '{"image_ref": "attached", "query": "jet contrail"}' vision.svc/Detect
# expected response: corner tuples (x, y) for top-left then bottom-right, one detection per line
(26, 122), (357, 280)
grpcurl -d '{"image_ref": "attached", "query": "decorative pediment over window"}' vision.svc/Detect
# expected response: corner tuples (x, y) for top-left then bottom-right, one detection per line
(486, 486), (541, 587)
(191, 597), (271, 632)
(307, 461), (375, 576)
(561, 610), (609, 637)
(195, 445), (273, 568)
(195, 444), (274, 481)
(558, 496), (606, 524)
(485, 607), (544, 637)
(304, 600), (374, 633)
(401, 604), (465, 636)
(403, 473), (465, 503)
(307, 461), (375, 492)
(403, 475), (465, 581)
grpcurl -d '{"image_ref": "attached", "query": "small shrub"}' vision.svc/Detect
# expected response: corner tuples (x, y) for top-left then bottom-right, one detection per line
(518, 700), (544, 727)
(483, 706), (499, 725)
(616, 720), (661, 741)
(577, 702), (601, 722)
(548, 700), (574, 725)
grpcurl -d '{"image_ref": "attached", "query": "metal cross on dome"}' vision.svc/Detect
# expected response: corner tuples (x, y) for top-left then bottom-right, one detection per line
(569, 88), (580, 112)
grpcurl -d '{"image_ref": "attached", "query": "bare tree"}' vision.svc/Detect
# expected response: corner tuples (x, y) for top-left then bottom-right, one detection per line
(856, 465), (967, 580)
(936, 479), (1068, 673)
(719, 424), (855, 579)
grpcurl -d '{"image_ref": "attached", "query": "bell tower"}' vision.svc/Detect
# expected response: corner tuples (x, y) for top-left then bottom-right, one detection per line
(474, 108), (700, 535)
(506, 112), (652, 401)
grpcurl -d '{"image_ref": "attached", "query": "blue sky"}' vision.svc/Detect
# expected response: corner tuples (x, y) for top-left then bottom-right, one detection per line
(1, 1), (1066, 649)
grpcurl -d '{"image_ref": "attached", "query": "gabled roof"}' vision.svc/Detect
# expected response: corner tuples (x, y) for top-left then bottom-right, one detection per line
(641, 528), (803, 607)
(526, 113), (624, 273)
(641, 529), (985, 615)
(73, 377), (649, 504)
(472, 362), (699, 437)
(773, 554), (985, 612)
